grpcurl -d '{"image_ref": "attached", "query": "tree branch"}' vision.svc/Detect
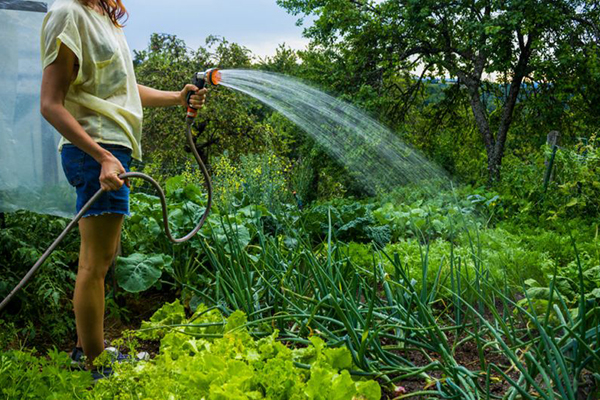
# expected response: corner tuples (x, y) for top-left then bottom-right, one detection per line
(347, 0), (379, 14)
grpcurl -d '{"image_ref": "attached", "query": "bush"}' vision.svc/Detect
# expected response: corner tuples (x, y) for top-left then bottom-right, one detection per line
(212, 151), (293, 213)
(0, 211), (79, 346)
(497, 136), (600, 222)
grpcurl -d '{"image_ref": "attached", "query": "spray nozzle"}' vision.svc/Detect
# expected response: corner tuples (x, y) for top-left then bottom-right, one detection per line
(196, 68), (222, 87)
(186, 68), (221, 120)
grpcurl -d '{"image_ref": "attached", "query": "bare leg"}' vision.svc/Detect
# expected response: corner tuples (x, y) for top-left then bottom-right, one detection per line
(73, 213), (124, 369)
(75, 235), (121, 350)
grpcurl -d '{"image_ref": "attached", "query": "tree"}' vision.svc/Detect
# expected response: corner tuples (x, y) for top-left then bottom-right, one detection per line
(277, 0), (600, 182)
(258, 44), (300, 74)
(133, 34), (271, 177)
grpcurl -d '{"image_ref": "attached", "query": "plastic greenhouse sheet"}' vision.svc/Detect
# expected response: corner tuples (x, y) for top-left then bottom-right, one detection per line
(0, 0), (76, 218)
(0, 1), (47, 12)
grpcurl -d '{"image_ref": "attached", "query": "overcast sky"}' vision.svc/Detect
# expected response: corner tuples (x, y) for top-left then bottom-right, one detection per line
(121, 0), (310, 59)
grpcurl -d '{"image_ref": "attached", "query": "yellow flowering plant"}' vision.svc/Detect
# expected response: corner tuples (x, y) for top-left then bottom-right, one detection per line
(211, 151), (293, 212)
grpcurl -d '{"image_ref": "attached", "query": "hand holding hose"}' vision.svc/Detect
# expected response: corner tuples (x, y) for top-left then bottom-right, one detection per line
(100, 154), (129, 191)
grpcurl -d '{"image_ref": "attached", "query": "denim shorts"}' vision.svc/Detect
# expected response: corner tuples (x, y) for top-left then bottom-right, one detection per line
(61, 143), (133, 218)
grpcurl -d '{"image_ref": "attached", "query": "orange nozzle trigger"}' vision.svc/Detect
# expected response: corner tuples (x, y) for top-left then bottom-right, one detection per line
(187, 106), (198, 119)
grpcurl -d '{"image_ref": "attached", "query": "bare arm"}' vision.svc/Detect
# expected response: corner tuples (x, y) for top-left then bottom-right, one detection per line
(137, 84), (207, 108)
(40, 43), (127, 191)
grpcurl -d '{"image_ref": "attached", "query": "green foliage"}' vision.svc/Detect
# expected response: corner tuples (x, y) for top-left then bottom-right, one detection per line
(3, 174), (600, 397)
(302, 200), (385, 244)
(118, 175), (277, 292)
(300, 187), (489, 246)
(546, 138), (600, 219)
(212, 150), (293, 213)
(116, 306), (381, 400)
(0, 211), (78, 345)
(137, 299), (186, 340)
(191, 201), (600, 397)
(496, 138), (600, 222)
(0, 348), (92, 398)
(259, 44), (301, 75)
(0, 307), (381, 400)
(115, 253), (173, 293)
(277, 0), (600, 182)
(133, 34), (298, 188)
(122, 183), (207, 288)
(136, 298), (224, 340)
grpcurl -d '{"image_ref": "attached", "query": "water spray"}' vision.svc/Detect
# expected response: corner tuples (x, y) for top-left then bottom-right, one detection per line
(0, 69), (221, 313)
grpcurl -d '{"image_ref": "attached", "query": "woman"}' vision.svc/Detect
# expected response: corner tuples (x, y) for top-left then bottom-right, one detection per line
(40, 0), (206, 377)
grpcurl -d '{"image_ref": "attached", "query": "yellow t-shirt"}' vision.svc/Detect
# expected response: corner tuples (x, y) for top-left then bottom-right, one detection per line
(40, 0), (144, 160)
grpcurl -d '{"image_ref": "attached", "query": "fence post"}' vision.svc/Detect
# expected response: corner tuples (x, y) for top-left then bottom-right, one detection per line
(543, 130), (560, 194)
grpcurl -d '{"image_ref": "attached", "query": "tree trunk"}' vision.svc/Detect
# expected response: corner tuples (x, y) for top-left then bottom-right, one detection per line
(489, 35), (534, 182)
(459, 33), (533, 183)
(487, 148), (502, 182)
(462, 79), (500, 183)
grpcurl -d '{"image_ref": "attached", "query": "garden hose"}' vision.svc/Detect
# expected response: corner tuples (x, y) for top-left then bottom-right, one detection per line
(0, 69), (220, 313)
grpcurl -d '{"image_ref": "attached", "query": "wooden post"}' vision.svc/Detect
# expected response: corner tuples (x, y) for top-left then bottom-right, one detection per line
(544, 130), (560, 184)
(546, 130), (560, 149)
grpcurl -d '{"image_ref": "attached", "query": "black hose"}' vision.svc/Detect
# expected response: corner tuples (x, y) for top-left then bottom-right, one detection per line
(0, 119), (212, 312)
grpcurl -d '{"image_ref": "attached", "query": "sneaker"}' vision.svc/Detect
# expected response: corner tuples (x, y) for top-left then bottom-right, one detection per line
(88, 348), (136, 382)
(91, 366), (113, 382)
(70, 347), (85, 370)
(104, 347), (132, 363)
(70, 340), (110, 370)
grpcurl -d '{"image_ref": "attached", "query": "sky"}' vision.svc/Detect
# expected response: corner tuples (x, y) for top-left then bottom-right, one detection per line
(121, 0), (311, 59)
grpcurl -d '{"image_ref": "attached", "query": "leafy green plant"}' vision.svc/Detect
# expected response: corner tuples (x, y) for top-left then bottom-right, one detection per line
(180, 204), (599, 397)
(116, 253), (173, 293)
(0, 211), (79, 346)
(211, 150), (293, 213)
(0, 305), (382, 399)
(0, 348), (92, 399)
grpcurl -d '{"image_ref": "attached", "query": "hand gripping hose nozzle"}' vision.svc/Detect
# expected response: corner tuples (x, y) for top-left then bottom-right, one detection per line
(186, 68), (221, 120)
